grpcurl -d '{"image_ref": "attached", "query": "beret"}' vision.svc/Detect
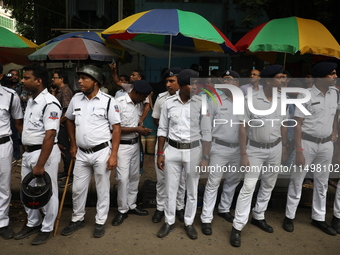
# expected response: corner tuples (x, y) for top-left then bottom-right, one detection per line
(221, 70), (240, 78)
(311, 62), (337, 78)
(261, 65), (283, 78)
(133, 80), (152, 95)
(177, 69), (199, 86)
(163, 67), (182, 79)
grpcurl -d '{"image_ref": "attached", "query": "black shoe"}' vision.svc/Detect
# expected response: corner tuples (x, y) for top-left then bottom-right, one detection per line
(311, 220), (337, 236)
(251, 218), (273, 233)
(217, 212), (234, 223)
(185, 225), (198, 239)
(112, 213), (128, 226)
(128, 207), (149, 216)
(152, 210), (164, 223)
(176, 209), (184, 223)
(0, 226), (15, 240)
(59, 177), (73, 188)
(331, 216), (340, 234)
(14, 225), (41, 240)
(58, 172), (67, 181)
(61, 220), (85, 236)
(201, 223), (212, 235)
(282, 217), (294, 232)
(31, 231), (52, 245)
(230, 227), (241, 247)
(157, 223), (174, 238)
(93, 224), (105, 238)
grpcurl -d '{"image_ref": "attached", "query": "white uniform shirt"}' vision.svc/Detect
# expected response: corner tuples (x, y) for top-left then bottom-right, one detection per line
(0, 86), (23, 137)
(116, 93), (143, 140)
(209, 93), (239, 143)
(157, 91), (211, 143)
(65, 90), (120, 148)
(22, 88), (61, 145)
(243, 88), (288, 143)
(240, 83), (263, 96)
(294, 85), (338, 138)
(151, 91), (170, 119)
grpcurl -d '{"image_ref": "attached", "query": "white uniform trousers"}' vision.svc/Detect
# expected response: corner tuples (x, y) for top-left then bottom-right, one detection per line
(233, 143), (281, 231)
(71, 146), (111, 225)
(116, 143), (140, 213)
(155, 141), (185, 212)
(334, 177), (340, 219)
(21, 144), (60, 232)
(0, 140), (13, 228)
(285, 140), (332, 221)
(201, 143), (241, 223)
(164, 145), (201, 225)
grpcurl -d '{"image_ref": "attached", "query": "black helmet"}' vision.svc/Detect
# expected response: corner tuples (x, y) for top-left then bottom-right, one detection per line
(20, 172), (52, 209)
(77, 65), (103, 86)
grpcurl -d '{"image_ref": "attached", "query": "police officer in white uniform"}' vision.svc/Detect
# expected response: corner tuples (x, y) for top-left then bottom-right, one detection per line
(151, 67), (186, 224)
(112, 80), (153, 226)
(230, 65), (288, 247)
(283, 62), (338, 236)
(157, 69), (211, 239)
(0, 63), (23, 240)
(14, 64), (61, 245)
(61, 65), (121, 238)
(239, 69), (262, 96)
(201, 70), (243, 235)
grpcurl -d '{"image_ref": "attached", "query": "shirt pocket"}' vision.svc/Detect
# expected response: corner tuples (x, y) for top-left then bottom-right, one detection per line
(27, 116), (43, 130)
(0, 104), (8, 118)
(90, 107), (106, 123)
(72, 111), (82, 126)
(169, 112), (179, 125)
(121, 110), (135, 126)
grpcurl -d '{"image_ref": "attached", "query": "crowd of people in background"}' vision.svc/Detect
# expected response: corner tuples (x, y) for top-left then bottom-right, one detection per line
(0, 60), (340, 249)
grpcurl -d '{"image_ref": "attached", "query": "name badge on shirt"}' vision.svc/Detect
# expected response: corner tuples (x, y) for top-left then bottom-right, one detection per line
(74, 108), (81, 111)
(311, 102), (320, 106)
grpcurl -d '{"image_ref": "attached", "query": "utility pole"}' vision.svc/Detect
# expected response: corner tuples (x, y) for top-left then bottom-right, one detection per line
(118, 0), (123, 21)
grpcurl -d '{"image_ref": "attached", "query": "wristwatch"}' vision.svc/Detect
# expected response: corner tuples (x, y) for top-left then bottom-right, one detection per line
(202, 155), (210, 161)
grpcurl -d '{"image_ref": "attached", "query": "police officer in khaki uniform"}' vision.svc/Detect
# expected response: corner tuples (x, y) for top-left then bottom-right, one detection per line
(151, 67), (186, 224)
(61, 65), (121, 238)
(0, 64), (23, 240)
(157, 69), (211, 239)
(283, 62), (338, 236)
(112, 80), (153, 226)
(230, 65), (288, 247)
(201, 70), (243, 235)
(14, 64), (62, 245)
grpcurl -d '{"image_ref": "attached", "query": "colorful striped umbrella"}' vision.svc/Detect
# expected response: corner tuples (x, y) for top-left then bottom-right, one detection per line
(29, 37), (118, 62)
(102, 9), (237, 67)
(0, 27), (37, 65)
(235, 17), (340, 65)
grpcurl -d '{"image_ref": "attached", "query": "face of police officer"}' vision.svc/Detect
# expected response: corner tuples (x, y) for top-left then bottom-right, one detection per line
(78, 74), (98, 96)
(222, 76), (239, 86)
(249, 70), (260, 84)
(165, 76), (180, 95)
(324, 69), (337, 86)
(131, 90), (148, 104)
(21, 70), (40, 96)
(130, 71), (141, 82)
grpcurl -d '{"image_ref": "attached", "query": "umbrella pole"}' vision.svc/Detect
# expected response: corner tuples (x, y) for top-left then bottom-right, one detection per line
(168, 35), (172, 69)
(283, 53), (287, 69)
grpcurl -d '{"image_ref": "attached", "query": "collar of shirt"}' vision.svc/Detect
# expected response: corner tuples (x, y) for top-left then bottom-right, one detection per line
(311, 84), (333, 97)
(80, 89), (105, 102)
(32, 88), (49, 105)
(173, 90), (198, 104)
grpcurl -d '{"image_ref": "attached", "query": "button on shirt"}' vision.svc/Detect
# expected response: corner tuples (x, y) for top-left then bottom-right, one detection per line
(151, 91), (170, 119)
(294, 85), (338, 138)
(157, 91), (211, 143)
(243, 89), (288, 143)
(65, 91), (121, 148)
(115, 93), (143, 140)
(22, 88), (61, 145)
(209, 93), (238, 143)
(0, 86), (23, 137)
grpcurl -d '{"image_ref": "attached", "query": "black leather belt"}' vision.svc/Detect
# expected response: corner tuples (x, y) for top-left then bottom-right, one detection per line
(249, 138), (281, 149)
(213, 138), (239, 148)
(0, 136), (10, 145)
(120, 137), (139, 145)
(168, 138), (200, 149)
(79, 142), (109, 153)
(302, 132), (332, 144)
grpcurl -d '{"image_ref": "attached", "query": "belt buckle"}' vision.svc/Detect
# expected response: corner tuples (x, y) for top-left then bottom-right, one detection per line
(315, 137), (321, 143)
(181, 143), (189, 149)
